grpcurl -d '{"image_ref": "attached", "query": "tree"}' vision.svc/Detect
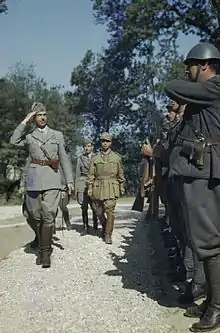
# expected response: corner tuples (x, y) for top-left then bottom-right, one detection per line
(0, 0), (7, 14)
(91, 1), (220, 49)
(0, 63), (84, 203)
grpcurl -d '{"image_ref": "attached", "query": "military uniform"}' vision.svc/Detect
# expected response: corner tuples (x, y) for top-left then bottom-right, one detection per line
(165, 43), (220, 331)
(75, 151), (98, 233)
(87, 132), (125, 244)
(57, 157), (73, 231)
(132, 141), (154, 212)
(10, 103), (73, 268)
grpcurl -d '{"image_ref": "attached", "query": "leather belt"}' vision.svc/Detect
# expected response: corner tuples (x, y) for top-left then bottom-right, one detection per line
(31, 159), (50, 166)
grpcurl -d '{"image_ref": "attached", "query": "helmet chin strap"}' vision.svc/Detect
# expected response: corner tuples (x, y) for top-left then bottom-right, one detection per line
(194, 64), (202, 82)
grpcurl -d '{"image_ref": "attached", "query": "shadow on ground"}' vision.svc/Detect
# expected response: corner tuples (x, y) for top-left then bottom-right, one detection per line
(105, 206), (183, 309)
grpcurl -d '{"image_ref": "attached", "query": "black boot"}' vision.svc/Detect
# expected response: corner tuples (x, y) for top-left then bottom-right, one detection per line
(30, 235), (39, 249)
(184, 300), (209, 318)
(36, 223), (42, 265)
(81, 210), (89, 236)
(178, 281), (206, 305)
(93, 215), (98, 231)
(190, 256), (220, 332)
(63, 209), (71, 231)
(40, 225), (53, 268)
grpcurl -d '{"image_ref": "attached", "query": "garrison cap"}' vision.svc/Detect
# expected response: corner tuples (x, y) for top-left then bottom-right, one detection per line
(100, 132), (112, 141)
(31, 102), (46, 114)
(83, 137), (93, 146)
(184, 43), (220, 64)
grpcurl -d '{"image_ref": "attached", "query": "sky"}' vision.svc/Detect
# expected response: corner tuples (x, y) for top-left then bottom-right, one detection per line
(0, 0), (199, 89)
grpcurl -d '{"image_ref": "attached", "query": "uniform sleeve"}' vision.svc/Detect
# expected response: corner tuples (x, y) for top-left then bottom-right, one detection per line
(58, 132), (73, 184)
(74, 157), (81, 190)
(164, 79), (218, 106)
(10, 123), (27, 146)
(86, 157), (96, 191)
(20, 159), (30, 188)
(117, 157), (125, 184)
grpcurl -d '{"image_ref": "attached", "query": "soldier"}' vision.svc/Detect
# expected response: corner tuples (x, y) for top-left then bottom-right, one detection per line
(87, 132), (125, 244)
(10, 102), (74, 268)
(165, 43), (220, 332)
(75, 138), (98, 235)
(56, 156), (72, 231)
(132, 139), (154, 212)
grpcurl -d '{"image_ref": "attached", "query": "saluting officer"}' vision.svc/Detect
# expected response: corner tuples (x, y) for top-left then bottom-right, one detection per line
(10, 102), (74, 268)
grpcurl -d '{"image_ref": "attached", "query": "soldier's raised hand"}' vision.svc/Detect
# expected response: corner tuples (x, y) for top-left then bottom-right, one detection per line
(22, 110), (37, 124)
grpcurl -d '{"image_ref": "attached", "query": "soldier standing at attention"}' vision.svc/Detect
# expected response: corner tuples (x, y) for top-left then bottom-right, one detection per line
(75, 138), (98, 235)
(10, 102), (74, 268)
(165, 43), (220, 332)
(87, 132), (125, 244)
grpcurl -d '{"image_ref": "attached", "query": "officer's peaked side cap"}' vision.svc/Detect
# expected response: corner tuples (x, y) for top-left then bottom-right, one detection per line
(31, 102), (46, 114)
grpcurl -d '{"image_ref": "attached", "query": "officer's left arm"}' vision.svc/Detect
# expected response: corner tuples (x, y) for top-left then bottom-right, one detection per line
(58, 132), (74, 188)
(165, 79), (218, 106)
(117, 157), (125, 195)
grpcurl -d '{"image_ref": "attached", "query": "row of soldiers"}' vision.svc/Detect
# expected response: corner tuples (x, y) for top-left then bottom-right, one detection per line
(10, 103), (125, 270)
(133, 42), (220, 332)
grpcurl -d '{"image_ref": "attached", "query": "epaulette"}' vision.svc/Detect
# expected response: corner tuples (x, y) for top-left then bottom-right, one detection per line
(113, 151), (122, 159)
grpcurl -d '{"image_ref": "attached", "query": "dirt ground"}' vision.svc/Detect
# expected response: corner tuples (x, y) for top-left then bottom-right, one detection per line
(0, 198), (200, 332)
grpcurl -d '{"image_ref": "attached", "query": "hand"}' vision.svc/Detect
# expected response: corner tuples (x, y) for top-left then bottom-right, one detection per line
(67, 183), (74, 195)
(120, 187), (125, 196)
(87, 188), (93, 197)
(61, 191), (66, 199)
(19, 186), (25, 195)
(22, 111), (37, 125)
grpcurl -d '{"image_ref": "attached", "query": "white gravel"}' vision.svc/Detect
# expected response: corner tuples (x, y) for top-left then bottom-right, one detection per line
(0, 205), (180, 333)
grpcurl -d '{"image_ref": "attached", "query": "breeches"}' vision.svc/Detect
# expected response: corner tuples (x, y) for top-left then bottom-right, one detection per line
(25, 190), (60, 226)
(93, 199), (116, 217)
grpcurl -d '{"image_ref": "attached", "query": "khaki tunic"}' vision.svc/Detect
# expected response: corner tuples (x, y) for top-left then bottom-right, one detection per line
(87, 150), (125, 200)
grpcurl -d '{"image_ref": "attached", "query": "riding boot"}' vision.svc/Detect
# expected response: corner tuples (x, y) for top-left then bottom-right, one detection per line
(81, 210), (89, 235)
(36, 222), (42, 265)
(99, 215), (106, 239)
(92, 213), (98, 231)
(26, 216), (39, 249)
(178, 259), (206, 305)
(190, 256), (220, 332)
(63, 209), (71, 231)
(105, 213), (114, 244)
(40, 225), (53, 268)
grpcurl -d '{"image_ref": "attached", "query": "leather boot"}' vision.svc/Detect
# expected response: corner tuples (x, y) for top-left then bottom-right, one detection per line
(36, 223), (42, 265)
(184, 300), (209, 318)
(93, 214), (98, 231)
(81, 210), (89, 236)
(26, 216), (39, 249)
(105, 213), (114, 244)
(40, 225), (53, 268)
(63, 209), (71, 231)
(178, 281), (206, 305)
(30, 235), (39, 249)
(190, 256), (220, 332)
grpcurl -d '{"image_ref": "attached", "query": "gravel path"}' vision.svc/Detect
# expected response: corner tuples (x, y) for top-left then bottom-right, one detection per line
(0, 204), (193, 333)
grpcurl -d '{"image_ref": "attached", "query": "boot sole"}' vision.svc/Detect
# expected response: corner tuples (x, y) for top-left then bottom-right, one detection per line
(190, 322), (220, 332)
